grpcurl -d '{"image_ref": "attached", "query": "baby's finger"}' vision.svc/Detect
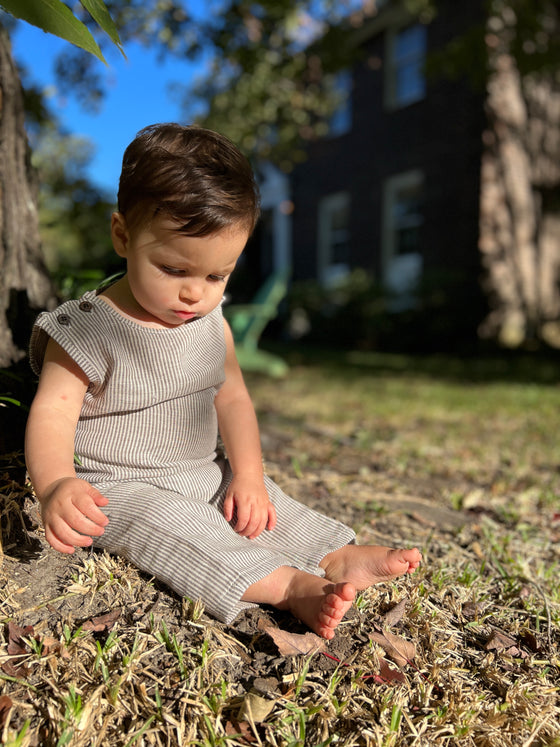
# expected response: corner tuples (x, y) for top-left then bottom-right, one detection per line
(84, 505), (109, 528)
(234, 503), (252, 534)
(90, 488), (109, 507)
(74, 496), (109, 528)
(223, 492), (235, 522)
(70, 510), (107, 537)
(45, 526), (76, 554)
(246, 510), (268, 539)
(46, 520), (95, 553)
(266, 504), (277, 531)
(51, 512), (98, 546)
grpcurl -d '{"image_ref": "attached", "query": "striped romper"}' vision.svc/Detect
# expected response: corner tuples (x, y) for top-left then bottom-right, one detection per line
(30, 290), (356, 623)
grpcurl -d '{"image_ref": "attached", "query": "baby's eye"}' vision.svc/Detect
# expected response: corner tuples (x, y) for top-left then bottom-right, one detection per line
(208, 274), (226, 283)
(161, 265), (185, 276)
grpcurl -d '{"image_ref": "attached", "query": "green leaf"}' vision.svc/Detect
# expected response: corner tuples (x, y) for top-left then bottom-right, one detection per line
(79, 0), (125, 57)
(0, 0), (106, 63)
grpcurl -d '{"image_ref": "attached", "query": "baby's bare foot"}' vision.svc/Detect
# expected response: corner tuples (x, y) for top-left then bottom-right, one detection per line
(320, 545), (422, 591)
(284, 574), (356, 640)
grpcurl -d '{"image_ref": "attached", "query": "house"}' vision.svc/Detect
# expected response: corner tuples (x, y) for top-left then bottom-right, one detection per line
(288, 1), (487, 304)
(250, 1), (486, 313)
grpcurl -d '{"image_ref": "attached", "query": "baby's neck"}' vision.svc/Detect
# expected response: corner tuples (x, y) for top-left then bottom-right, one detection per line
(98, 276), (168, 328)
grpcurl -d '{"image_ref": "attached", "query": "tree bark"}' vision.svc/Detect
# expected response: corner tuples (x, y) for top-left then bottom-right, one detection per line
(478, 24), (560, 348)
(0, 23), (57, 368)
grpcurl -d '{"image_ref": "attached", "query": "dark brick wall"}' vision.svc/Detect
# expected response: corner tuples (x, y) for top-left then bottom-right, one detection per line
(290, 2), (486, 282)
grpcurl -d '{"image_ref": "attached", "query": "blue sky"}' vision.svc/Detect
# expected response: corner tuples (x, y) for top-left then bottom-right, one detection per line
(12, 11), (208, 197)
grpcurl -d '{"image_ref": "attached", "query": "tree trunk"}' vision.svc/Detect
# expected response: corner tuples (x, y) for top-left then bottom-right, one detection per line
(478, 21), (560, 348)
(0, 23), (57, 369)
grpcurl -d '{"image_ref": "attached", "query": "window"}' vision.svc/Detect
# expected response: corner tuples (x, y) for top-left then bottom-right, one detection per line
(327, 70), (353, 137)
(317, 192), (351, 285)
(385, 24), (427, 109)
(382, 171), (424, 305)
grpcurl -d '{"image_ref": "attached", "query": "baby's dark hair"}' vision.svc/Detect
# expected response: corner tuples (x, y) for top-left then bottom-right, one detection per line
(117, 123), (260, 236)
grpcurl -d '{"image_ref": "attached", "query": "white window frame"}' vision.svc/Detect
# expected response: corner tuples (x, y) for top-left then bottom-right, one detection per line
(317, 191), (351, 286)
(382, 170), (424, 305)
(384, 23), (427, 110)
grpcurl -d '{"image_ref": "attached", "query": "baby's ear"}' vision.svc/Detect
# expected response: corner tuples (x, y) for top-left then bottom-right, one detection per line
(111, 212), (130, 257)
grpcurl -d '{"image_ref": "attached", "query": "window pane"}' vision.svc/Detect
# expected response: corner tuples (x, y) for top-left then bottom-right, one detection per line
(330, 203), (350, 263)
(396, 61), (425, 104)
(329, 70), (353, 137)
(395, 25), (426, 62)
(393, 184), (423, 255)
(391, 24), (427, 107)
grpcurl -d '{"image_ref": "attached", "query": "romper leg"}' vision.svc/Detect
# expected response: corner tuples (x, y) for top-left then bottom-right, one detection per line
(93, 477), (355, 624)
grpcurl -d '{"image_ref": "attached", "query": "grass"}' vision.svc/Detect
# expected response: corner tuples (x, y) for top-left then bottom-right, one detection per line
(1, 351), (560, 745)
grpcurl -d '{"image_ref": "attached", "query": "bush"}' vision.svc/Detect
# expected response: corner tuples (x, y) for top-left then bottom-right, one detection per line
(285, 268), (487, 353)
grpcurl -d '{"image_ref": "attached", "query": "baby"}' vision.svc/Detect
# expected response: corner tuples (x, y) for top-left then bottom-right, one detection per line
(25, 123), (421, 639)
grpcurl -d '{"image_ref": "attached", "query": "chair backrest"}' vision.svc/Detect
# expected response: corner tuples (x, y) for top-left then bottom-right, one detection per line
(227, 269), (289, 345)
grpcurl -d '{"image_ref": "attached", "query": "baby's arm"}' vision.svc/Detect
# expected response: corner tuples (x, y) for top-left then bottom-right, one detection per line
(215, 319), (277, 539)
(25, 338), (109, 554)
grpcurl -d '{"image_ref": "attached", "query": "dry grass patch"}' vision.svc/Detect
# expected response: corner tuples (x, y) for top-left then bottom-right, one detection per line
(2, 356), (560, 745)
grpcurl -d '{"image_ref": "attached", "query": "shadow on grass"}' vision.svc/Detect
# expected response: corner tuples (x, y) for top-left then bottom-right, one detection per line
(266, 342), (560, 386)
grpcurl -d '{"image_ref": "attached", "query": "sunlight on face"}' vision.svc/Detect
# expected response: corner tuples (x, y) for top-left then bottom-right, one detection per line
(113, 214), (249, 328)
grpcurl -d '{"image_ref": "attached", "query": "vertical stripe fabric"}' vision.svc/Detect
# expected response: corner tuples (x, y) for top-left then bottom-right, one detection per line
(30, 291), (355, 623)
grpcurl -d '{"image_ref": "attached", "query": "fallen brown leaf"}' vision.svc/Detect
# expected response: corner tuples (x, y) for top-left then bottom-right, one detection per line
(6, 622), (34, 656)
(519, 629), (539, 653)
(0, 695), (13, 730)
(377, 657), (408, 684)
(2, 622), (34, 677)
(82, 608), (121, 633)
(382, 597), (408, 628)
(264, 626), (326, 656)
(225, 718), (257, 743)
(485, 630), (528, 659)
(369, 629), (416, 668)
(237, 690), (275, 722)
(40, 635), (71, 659)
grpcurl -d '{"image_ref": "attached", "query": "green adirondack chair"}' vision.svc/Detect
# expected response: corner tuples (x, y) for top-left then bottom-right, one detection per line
(224, 269), (290, 377)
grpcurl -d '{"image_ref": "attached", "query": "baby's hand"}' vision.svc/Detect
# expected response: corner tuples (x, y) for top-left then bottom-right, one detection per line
(40, 477), (109, 554)
(223, 474), (277, 539)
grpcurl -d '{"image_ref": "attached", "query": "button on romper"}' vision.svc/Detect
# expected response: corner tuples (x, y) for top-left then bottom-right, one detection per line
(30, 290), (356, 623)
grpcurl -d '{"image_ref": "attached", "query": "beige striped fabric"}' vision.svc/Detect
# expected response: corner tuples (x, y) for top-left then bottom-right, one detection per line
(30, 291), (355, 623)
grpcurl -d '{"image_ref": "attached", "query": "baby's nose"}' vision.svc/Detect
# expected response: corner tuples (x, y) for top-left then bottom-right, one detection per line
(180, 278), (204, 303)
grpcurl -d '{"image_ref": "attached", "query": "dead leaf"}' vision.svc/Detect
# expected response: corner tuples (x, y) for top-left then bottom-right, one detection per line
(369, 629), (416, 668)
(0, 695), (13, 730)
(2, 623), (34, 676)
(382, 597), (408, 628)
(237, 690), (275, 722)
(264, 626), (326, 656)
(377, 657), (408, 684)
(519, 629), (539, 653)
(225, 719), (257, 743)
(82, 608), (121, 633)
(485, 630), (528, 659)
(40, 635), (71, 659)
(1, 660), (25, 678)
(7, 622), (35, 656)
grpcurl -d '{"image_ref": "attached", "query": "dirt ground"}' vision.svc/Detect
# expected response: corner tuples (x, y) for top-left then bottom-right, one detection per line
(1, 361), (560, 746)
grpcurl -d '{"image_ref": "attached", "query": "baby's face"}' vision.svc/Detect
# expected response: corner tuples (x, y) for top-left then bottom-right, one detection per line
(115, 214), (248, 328)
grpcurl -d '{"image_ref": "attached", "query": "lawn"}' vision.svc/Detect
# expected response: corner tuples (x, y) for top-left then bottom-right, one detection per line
(1, 351), (559, 746)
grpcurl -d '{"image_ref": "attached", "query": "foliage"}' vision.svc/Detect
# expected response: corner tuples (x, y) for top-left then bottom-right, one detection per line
(285, 268), (488, 353)
(0, 0), (124, 62)
(7, 0), (560, 169)
(31, 124), (116, 274)
(4, 0), (560, 166)
(193, 0), (560, 166)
